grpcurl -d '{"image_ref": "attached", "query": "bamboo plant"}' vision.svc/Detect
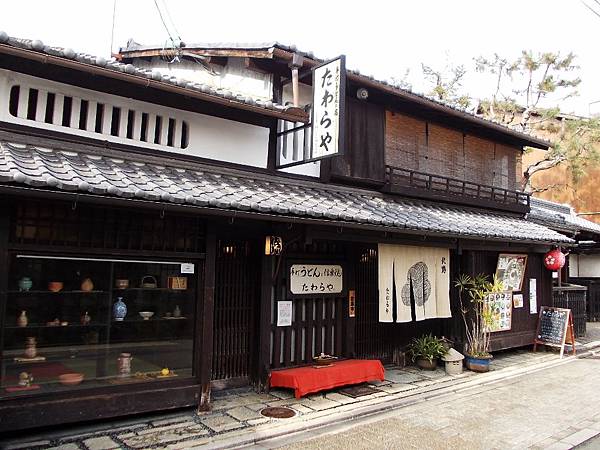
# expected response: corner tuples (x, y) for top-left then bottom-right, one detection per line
(454, 274), (504, 357)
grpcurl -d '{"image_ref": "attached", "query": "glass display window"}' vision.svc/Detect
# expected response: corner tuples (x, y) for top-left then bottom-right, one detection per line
(1, 254), (198, 397)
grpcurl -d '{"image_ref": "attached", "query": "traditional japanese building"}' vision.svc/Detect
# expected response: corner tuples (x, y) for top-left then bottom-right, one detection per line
(0, 32), (584, 432)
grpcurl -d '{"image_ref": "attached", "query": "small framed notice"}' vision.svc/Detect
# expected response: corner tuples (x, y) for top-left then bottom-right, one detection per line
(513, 294), (524, 308)
(277, 301), (293, 327)
(180, 263), (195, 274)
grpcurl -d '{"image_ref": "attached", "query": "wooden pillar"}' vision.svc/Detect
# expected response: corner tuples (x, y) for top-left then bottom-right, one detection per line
(345, 248), (356, 358)
(198, 224), (216, 412)
(257, 254), (273, 390)
(0, 203), (9, 366)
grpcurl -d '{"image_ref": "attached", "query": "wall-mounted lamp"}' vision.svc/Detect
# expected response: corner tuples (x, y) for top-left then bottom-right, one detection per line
(222, 244), (236, 255)
(265, 236), (283, 256)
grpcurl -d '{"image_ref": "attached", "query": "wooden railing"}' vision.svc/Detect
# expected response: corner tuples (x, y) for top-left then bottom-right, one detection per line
(385, 166), (531, 213)
(552, 284), (587, 337)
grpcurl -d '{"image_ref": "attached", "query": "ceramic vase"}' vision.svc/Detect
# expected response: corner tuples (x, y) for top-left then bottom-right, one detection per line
(17, 311), (28, 327)
(173, 305), (181, 318)
(18, 277), (32, 292)
(81, 311), (91, 325)
(80, 278), (94, 292)
(113, 297), (127, 321)
(117, 352), (132, 377)
(24, 337), (37, 358)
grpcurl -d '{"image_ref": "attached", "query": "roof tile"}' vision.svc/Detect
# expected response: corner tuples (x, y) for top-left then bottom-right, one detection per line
(0, 141), (573, 245)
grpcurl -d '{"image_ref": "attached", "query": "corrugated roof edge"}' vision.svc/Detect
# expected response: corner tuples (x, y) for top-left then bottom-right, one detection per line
(121, 39), (551, 150)
(0, 32), (308, 123)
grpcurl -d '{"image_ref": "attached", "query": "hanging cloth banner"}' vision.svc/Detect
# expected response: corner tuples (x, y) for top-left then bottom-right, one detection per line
(378, 244), (451, 323)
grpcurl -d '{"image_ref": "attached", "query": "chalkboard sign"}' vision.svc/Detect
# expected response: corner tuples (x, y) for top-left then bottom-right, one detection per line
(533, 306), (575, 358)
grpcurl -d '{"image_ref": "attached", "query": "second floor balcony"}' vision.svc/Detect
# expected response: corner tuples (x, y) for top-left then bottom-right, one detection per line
(384, 165), (531, 214)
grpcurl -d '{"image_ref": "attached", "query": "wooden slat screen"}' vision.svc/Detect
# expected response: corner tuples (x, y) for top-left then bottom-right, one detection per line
(212, 240), (259, 380)
(270, 296), (344, 368)
(355, 246), (391, 360)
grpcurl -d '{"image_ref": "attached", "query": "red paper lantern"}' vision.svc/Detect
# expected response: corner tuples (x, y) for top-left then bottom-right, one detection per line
(544, 249), (566, 271)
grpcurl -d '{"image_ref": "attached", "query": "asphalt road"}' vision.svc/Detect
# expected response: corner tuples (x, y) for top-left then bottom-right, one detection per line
(253, 357), (600, 449)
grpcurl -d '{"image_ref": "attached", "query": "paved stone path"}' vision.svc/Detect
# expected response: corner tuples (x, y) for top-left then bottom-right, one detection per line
(2, 323), (600, 450)
(270, 356), (600, 450)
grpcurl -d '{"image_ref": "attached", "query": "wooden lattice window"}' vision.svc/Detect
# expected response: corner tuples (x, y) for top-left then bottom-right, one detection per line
(9, 201), (205, 254)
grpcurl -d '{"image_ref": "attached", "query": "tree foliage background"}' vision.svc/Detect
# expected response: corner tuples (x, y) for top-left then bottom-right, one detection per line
(418, 51), (600, 194)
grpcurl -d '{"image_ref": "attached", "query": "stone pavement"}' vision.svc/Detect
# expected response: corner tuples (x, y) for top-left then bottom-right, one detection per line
(2, 323), (600, 450)
(269, 355), (600, 450)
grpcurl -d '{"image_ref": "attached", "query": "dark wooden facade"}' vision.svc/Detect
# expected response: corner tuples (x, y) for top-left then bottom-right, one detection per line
(0, 38), (566, 434)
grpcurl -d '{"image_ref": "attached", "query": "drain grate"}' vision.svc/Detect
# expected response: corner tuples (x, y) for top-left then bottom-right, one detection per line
(260, 406), (296, 418)
(338, 384), (382, 398)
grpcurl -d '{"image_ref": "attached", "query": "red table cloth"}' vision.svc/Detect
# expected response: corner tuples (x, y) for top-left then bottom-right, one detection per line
(269, 359), (385, 398)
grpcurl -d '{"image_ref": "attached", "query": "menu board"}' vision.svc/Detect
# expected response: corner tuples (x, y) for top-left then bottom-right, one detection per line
(536, 307), (569, 346)
(534, 307), (575, 358)
(495, 254), (527, 291)
(484, 291), (513, 332)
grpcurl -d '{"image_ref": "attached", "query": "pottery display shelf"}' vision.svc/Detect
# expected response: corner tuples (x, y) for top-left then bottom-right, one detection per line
(7, 290), (106, 294)
(5, 323), (105, 329)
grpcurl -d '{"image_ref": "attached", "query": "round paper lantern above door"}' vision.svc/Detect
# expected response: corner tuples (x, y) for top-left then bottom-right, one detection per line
(544, 249), (566, 271)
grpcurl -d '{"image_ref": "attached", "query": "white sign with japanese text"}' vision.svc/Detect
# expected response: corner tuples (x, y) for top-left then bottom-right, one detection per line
(290, 264), (343, 295)
(277, 301), (293, 327)
(530, 278), (538, 314)
(311, 57), (345, 159)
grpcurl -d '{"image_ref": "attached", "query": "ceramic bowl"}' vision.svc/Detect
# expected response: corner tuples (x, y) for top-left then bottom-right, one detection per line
(139, 311), (154, 320)
(313, 355), (338, 366)
(58, 373), (84, 386)
(48, 281), (63, 292)
(115, 279), (129, 289)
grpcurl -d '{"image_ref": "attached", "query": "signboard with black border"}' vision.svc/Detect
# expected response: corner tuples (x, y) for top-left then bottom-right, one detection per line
(276, 55), (346, 169)
(285, 259), (347, 298)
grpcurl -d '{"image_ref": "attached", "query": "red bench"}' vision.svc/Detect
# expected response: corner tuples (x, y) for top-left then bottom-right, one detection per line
(269, 359), (385, 398)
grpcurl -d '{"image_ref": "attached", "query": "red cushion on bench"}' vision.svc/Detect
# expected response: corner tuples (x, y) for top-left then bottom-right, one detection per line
(269, 359), (385, 398)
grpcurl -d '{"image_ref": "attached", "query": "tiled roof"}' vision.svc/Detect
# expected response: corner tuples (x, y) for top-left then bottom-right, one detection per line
(529, 197), (600, 236)
(0, 139), (573, 245)
(121, 40), (550, 148)
(0, 32), (305, 120)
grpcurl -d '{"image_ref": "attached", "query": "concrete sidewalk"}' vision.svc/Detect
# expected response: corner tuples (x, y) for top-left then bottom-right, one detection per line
(3, 323), (600, 450)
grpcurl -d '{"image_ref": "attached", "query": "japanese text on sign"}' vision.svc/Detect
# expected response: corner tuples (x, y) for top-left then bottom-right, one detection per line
(290, 264), (343, 295)
(312, 57), (344, 159)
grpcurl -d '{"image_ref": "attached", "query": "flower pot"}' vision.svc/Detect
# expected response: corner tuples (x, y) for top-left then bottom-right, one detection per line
(464, 354), (492, 372)
(416, 357), (438, 370)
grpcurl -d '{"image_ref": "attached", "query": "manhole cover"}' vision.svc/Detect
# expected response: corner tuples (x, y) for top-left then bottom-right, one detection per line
(260, 406), (296, 418)
(338, 385), (382, 398)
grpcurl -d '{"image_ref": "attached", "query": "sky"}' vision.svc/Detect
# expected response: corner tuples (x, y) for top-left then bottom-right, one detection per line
(2, 0), (599, 115)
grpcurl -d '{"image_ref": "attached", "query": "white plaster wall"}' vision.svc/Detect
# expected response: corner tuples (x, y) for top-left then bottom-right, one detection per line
(132, 57), (273, 101)
(0, 70), (269, 168)
(569, 254), (600, 278)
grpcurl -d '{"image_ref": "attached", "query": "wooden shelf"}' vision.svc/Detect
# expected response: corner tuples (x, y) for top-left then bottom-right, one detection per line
(4, 323), (105, 330)
(112, 317), (187, 324)
(112, 288), (188, 292)
(7, 290), (107, 295)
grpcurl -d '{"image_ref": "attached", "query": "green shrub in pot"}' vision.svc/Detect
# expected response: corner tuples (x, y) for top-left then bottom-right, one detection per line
(407, 334), (448, 370)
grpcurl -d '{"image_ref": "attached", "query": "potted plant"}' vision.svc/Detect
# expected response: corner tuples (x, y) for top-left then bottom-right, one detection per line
(407, 334), (448, 370)
(454, 274), (504, 372)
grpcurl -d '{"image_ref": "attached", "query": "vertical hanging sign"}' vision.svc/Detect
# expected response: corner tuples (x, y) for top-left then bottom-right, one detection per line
(311, 56), (346, 160)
